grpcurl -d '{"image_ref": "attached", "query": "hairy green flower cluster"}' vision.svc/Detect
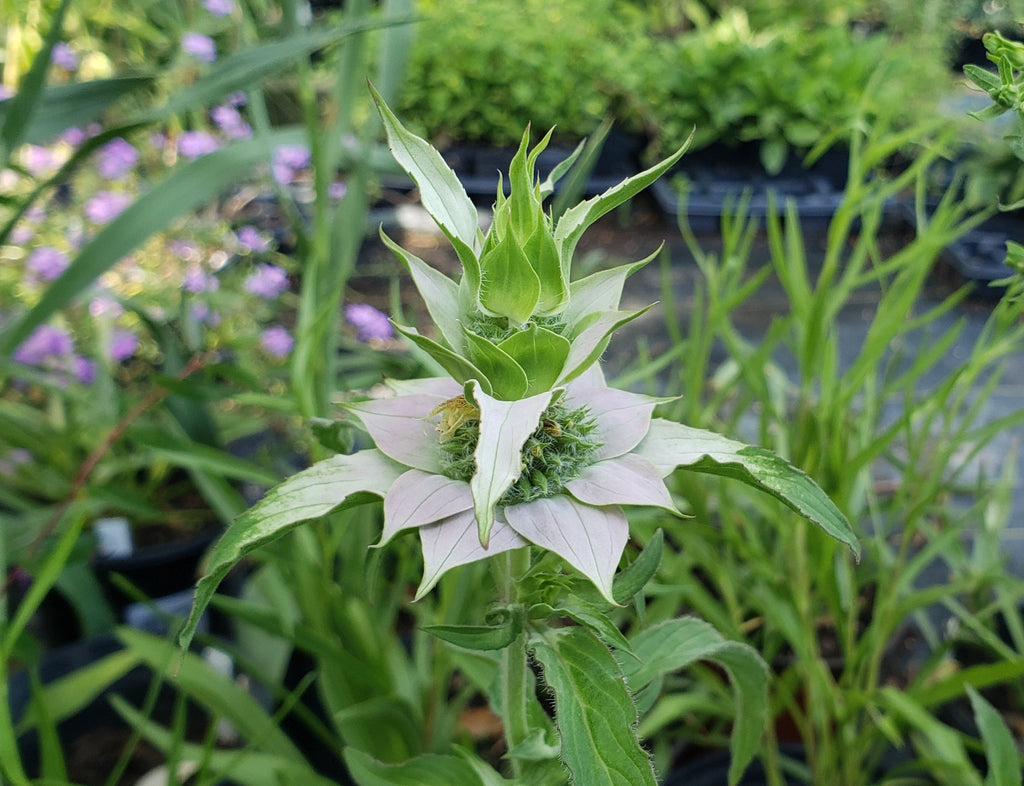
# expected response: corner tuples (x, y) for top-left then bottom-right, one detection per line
(438, 399), (602, 506)
(465, 312), (568, 344)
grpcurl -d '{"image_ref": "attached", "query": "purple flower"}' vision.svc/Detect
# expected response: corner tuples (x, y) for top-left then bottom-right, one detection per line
(227, 91), (247, 106)
(210, 104), (251, 139)
(150, 131), (167, 150)
(97, 137), (139, 180)
(0, 449), (32, 477)
(0, 85), (13, 101)
(11, 224), (34, 244)
(330, 180), (347, 200)
(190, 302), (221, 326)
(73, 356), (96, 384)
(260, 325), (294, 357)
(26, 246), (69, 281)
(51, 42), (79, 70)
(235, 225), (271, 253)
(244, 264), (289, 298)
(183, 267), (219, 293)
(203, 0), (236, 16)
(177, 130), (220, 159)
(89, 295), (123, 318)
(21, 145), (55, 177)
(14, 325), (73, 366)
(84, 191), (131, 224)
(272, 144), (311, 184)
(181, 32), (217, 63)
(345, 303), (393, 342)
(108, 329), (138, 362)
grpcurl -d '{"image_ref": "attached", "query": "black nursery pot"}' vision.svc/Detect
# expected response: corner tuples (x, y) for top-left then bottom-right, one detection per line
(92, 524), (224, 635)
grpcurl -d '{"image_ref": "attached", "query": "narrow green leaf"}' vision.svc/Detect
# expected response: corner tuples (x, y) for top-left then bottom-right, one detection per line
(343, 748), (499, 786)
(524, 222), (567, 315)
(120, 627), (304, 761)
(612, 529), (664, 605)
(966, 686), (1022, 786)
(531, 600), (633, 656)
(623, 617), (769, 786)
(393, 323), (489, 390)
(553, 132), (693, 278)
(371, 84), (480, 252)
(0, 0), (71, 165)
(111, 697), (339, 786)
(380, 229), (464, 352)
(564, 251), (659, 331)
(178, 450), (403, 650)
(423, 607), (521, 651)
(532, 627), (656, 786)
(0, 77), (154, 148)
(498, 324), (570, 396)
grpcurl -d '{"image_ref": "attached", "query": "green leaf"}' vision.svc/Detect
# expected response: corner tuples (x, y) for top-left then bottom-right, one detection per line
(178, 450), (403, 651)
(966, 686), (1022, 786)
(612, 529), (664, 605)
(553, 132), (693, 279)
(111, 697), (338, 786)
(637, 419), (859, 558)
(380, 229), (464, 352)
(0, 0), (71, 166)
(524, 222), (568, 315)
(392, 323), (488, 390)
(478, 233), (541, 324)
(497, 324), (570, 396)
(531, 600), (633, 656)
(0, 130), (306, 357)
(564, 252), (659, 331)
(532, 626), (656, 786)
(371, 84), (480, 253)
(0, 77), (154, 150)
(423, 607), (521, 651)
(462, 329), (529, 400)
(343, 748), (503, 786)
(623, 617), (769, 786)
(119, 627), (304, 761)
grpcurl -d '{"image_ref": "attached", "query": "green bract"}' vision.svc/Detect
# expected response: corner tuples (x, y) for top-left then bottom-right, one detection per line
(371, 85), (692, 399)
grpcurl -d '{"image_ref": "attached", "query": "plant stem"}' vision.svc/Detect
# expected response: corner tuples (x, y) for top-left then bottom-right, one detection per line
(495, 548), (532, 776)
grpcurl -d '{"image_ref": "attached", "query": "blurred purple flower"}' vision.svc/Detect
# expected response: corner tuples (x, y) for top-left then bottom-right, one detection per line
(22, 145), (55, 177)
(235, 225), (271, 253)
(244, 264), (289, 298)
(0, 449), (32, 477)
(150, 131), (167, 149)
(227, 91), (247, 106)
(181, 32), (217, 63)
(14, 324), (73, 366)
(97, 137), (139, 180)
(0, 85), (13, 101)
(177, 130), (219, 159)
(330, 180), (347, 200)
(11, 225), (34, 244)
(183, 267), (219, 293)
(24, 206), (45, 224)
(90, 295), (123, 318)
(210, 104), (251, 139)
(108, 329), (139, 362)
(51, 42), (79, 70)
(73, 356), (96, 384)
(170, 239), (200, 260)
(344, 303), (393, 342)
(260, 325), (294, 357)
(84, 191), (131, 224)
(272, 144), (311, 184)
(191, 302), (221, 326)
(203, 0), (236, 16)
(26, 246), (69, 281)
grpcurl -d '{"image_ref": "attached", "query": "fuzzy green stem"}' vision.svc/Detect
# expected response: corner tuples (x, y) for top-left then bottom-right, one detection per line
(495, 548), (532, 776)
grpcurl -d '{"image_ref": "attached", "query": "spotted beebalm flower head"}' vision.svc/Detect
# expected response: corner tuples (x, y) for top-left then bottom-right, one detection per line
(178, 95), (858, 649)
